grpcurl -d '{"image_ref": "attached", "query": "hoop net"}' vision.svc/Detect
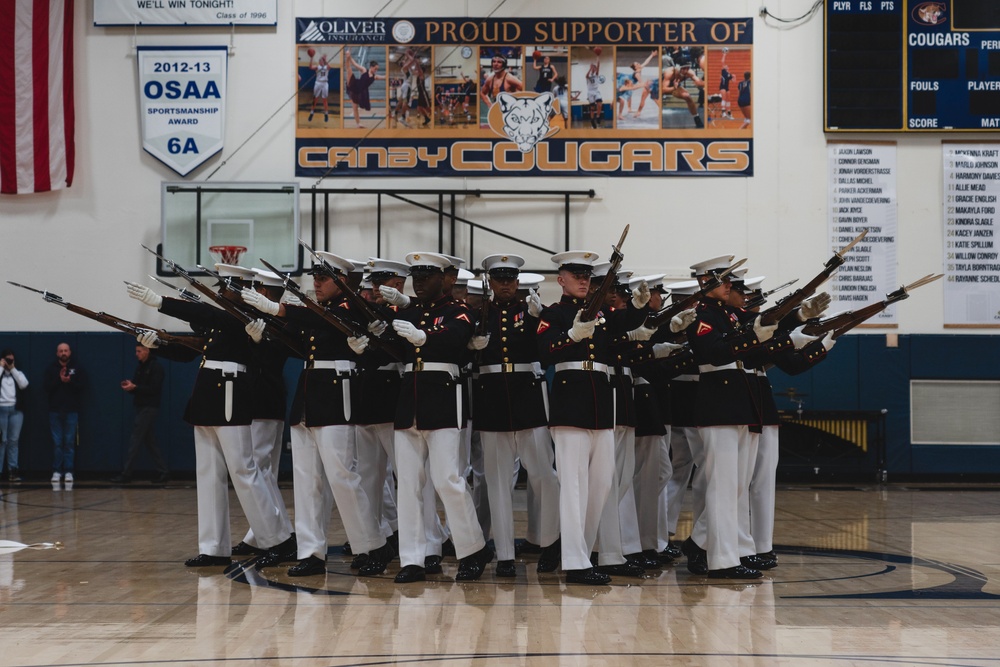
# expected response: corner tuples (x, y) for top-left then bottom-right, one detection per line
(209, 245), (247, 265)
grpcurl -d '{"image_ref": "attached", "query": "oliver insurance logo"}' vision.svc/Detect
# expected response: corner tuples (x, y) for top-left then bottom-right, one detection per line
(486, 92), (560, 153)
(912, 2), (947, 26)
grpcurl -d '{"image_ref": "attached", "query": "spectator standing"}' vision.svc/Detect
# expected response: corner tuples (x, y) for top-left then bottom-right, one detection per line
(111, 344), (169, 484)
(0, 348), (28, 482)
(44, 342), (85, 489)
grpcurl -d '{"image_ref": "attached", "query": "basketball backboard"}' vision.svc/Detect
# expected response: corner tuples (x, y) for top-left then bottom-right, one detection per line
(159, 182), (302, 276)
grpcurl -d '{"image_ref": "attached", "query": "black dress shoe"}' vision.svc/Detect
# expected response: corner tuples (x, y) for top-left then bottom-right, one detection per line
(565, 567), (611, 585)
(153, 473), (170, 484)
(707, 565), (762, 580)
(664, 540), (683, 560)
(755, 551), (778, 570)
(342, 541), (353, 556)
(254, 535), (298, 570)
(350, 553), (370, 570)
(595, 562), (645, 578)
(109, 474), (131, 484)
(288, 556), (327, 577)
(682, 537), (708, 575)
(515, 539), (542, 556)
(655, 548), (676, 565)
(231, 541), (265, 556)
(495, 560), (516, 577)
(456, 544), (494, 581)
(536, 538), (561, 573)
(358, 543), (393, 576)
(630, 551), (661, 570)
(394, 564), (426, 583)
(424, 555), (443, 574)
(185, 554), (231, 567)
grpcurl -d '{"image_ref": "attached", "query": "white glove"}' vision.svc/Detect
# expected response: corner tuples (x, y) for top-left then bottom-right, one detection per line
(136, 330), (160, 349)
(789, 325), (819, 349)
(245, 319), (266, 344)
(652, 341), (683, 358)
(392, 319), (427, 346)
(367, 319), (388, 337)
(821, 331), (837, 351)
(526, 289), (542, 318)
(627, 325), (657, 342)
(798, 292), (832, 320)
(126, 282), (162, 309)
(241, 287), (280, 316)
(752, 315), (777, 343)
(467, 334), (490, 351)
(669, 308), (697, 333)
(631, 280), (650, 308)
(281, 293), (303, 307)
(379, 285), (411, 308)
(348, 335), (369, 355)
(568, 311), (597, 342)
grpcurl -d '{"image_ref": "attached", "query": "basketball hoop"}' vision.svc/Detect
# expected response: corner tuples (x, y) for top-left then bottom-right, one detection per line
(209, 245), (248, 265)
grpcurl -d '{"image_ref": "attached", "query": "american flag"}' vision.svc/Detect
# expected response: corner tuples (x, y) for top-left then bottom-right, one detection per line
(0, 0), (74, 195)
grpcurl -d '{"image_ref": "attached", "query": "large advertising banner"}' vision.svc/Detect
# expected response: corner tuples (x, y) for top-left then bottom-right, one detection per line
(294, 17), (753, 178)
(137, 46), (228, 177)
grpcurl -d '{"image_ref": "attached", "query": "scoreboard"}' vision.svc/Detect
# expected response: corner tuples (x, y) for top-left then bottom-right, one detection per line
(825, 0), (1000, 132)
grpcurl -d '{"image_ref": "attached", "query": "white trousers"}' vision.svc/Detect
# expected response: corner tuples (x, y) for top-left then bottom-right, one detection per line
(692, 425), (759, 570)
(242, 419), (292, 548)
(356, 421), (398, 538)
(194, 425), (290, 557)
(665, 426), (698, 537)
(482, 427), (560, 561)
(552, 426), (614, 571)
(395, 426), (486, 567)
(749, 424), (779, 553)
(595, 425), (636, 564)
(290, 424), (384, 560)
(634, 433), (665, 552)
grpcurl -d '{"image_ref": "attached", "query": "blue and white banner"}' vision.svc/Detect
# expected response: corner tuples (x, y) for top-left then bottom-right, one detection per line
(294, 17), (754, 178)
(138, 46), (227, 177)
(96, 0), (277, 26)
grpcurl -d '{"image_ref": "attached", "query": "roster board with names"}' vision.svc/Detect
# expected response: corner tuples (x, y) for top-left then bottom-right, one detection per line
(827, 142), (899, 325)
(943, 143), (1000, 327)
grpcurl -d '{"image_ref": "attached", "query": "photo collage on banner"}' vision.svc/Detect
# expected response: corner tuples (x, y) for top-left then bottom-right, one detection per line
(294, 17), (753, 177)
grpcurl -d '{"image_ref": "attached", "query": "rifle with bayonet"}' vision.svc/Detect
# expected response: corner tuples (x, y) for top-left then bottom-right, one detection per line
(744, 278), (797, 311)
(825, 274), (942, 339)
(259, 259), (404, 361)
(580, 224), (629, 323)
(140, 244), (306, 355)
(756, 228), (869, 327)
(7, 281), (206, 352)
(149, 274), (202, 303)
(298, 238), (389, 327)
(645, 257), (747, 329)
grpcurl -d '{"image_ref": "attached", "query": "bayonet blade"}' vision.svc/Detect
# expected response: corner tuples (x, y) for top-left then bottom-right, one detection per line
(836, 228), (869, 257)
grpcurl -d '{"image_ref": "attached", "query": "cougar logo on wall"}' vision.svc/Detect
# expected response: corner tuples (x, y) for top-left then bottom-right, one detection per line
(488, 92), (559, 153)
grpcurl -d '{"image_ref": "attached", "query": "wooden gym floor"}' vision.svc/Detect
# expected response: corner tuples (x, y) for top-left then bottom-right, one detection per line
(1, 481), (999, 667)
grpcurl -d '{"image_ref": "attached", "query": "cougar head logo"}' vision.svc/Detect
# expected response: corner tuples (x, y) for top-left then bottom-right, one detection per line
(488, 92), (558, 153)
(914, 2), (945, 25)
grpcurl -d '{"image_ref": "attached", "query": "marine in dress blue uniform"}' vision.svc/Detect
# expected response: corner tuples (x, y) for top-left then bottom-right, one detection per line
(390, 252), (492, 583)
(241, 252), (392, 578)
(128, 271), (294, 568)
(536, 251), (649, 584)
(685, 256), (794, 579)
(471, 253), (560, 577)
